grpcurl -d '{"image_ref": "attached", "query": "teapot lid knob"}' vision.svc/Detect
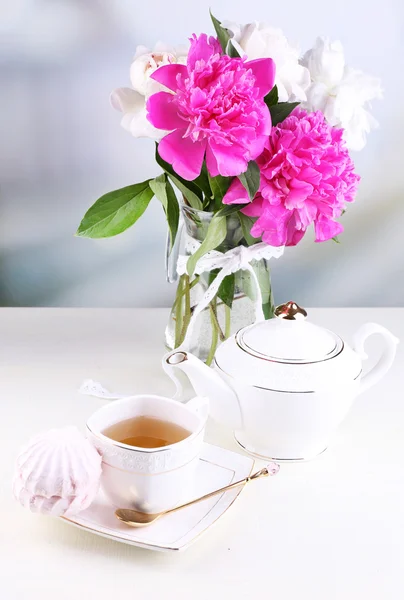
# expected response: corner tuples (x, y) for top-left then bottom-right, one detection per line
(274, 301), (307, 321)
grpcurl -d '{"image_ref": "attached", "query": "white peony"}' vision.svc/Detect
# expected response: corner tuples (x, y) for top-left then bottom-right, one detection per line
(110, 87), (160, 138)
(222, 21), (310, 103)
(110, 42), (188, 139)
(301, 37), (383, 151)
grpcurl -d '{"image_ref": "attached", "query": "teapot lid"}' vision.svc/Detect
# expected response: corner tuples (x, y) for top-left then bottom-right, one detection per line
(236, 301), (342, 364)
(215, 301), (361, 392)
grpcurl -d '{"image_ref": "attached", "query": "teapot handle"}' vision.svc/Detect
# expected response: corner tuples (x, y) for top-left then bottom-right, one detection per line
(352, 323), (399, 394)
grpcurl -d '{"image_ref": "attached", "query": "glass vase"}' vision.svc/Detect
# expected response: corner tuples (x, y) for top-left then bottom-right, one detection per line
(165, 205), (274, 363)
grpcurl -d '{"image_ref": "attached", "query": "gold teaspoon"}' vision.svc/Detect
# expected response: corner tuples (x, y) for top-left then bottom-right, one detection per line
(115, 464), (279, 527)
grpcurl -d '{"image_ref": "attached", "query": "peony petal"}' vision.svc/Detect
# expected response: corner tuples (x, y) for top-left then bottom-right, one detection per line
(158, 130), (206, 180)
(238, 23), (267, 59)
(242, 196), (264, 217)
(314, 215), (343, 242)
(150, 64), (187, 91)
(246, 58), (276, 96)
(255, 104), (272, 137)
(205, 143), (219, 177)
(223, 179), (250, 205)
(208, 140), (248, 177)
(301, 38), (345, 88)
(187, 34), (221, 69)
(285, 179), (314, 208)
(130, 55), (153, 95)
(298, 167), (322, 186)
(122, 107), (164, 140)
(253, 202), (292, 246)
(153, 41), (175, 54)
(134, 45), (150, 59)
(286, 224), (306, 246)
(110, 87), (144, 113)
(146, 92), (184, 130)
(247, 131), (269, 160)
(110, 89), (163, 139)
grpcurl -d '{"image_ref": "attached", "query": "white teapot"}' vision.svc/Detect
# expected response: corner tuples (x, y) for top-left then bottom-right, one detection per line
(164, 302), (399, 461)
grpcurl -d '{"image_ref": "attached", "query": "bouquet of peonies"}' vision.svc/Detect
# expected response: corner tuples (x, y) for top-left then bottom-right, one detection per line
(77, 12), (381, 361)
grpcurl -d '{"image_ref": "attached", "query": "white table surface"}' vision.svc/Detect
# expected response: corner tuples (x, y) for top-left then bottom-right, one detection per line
(1, 307), (403, 599)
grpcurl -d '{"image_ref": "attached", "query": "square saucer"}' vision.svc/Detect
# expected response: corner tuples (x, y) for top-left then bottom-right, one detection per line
(61, 443), (254, 552)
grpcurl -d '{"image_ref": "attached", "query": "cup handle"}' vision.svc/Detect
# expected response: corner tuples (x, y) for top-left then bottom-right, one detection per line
(186, 396), (209, 423)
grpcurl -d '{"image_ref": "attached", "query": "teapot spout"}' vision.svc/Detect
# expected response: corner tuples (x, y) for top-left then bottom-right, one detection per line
(163, 351), (242, 429)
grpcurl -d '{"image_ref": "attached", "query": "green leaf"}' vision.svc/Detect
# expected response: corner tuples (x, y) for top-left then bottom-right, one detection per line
(193, 162), (212, 199)
(149, 173), (166, 202)
(251, 260), (273, 319)
(270, 102), (299, 126)
(169, 175), (203, 210)
(208, 173), (232, 207)
(208, 271), (235, 308)
(237, 161), (260, 201)
(239, 270), (256, 302)
(149, 174), (180, 250)
(216, 203), (248, 218)
(155, 144), (203, 210)
(332, 236), (341, 244)
(210, 10), (230, 53)
(264, 85), (279, 107)
(164, 179), (180, 246)
(187, 215), (227, 276)
(218, 273), (235, 308)
(163, 179), (180, 250)
(252, 261), (271, 306)
(238, 212), (257, 246)
(226, 39), (240, 58)
(76, 181), (153, 238)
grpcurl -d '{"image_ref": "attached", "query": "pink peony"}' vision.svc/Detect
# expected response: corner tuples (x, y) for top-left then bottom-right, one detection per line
(146, 34), (275, 180)
(223, 108), (360, 245)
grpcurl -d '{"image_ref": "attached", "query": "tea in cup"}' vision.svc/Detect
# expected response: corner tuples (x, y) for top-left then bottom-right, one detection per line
(86, 395), (208, 514)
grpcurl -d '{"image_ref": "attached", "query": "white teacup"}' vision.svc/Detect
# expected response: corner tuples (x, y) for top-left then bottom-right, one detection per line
(86, 395), (208, 514)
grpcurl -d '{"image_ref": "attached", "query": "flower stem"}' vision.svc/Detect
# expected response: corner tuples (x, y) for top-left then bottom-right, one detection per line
(179, 274), (191, 345)
(174, 275), (185, 348)
(267, 274), (275, 318)
(171, 276), (199, 313)
(206, 297), (219, 366)
(209, 301), (225, 342)
(224, 304), (231, 339)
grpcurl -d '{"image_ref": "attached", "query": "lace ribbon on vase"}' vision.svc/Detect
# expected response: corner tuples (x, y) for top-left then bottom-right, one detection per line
(176, 237), (284, 350)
